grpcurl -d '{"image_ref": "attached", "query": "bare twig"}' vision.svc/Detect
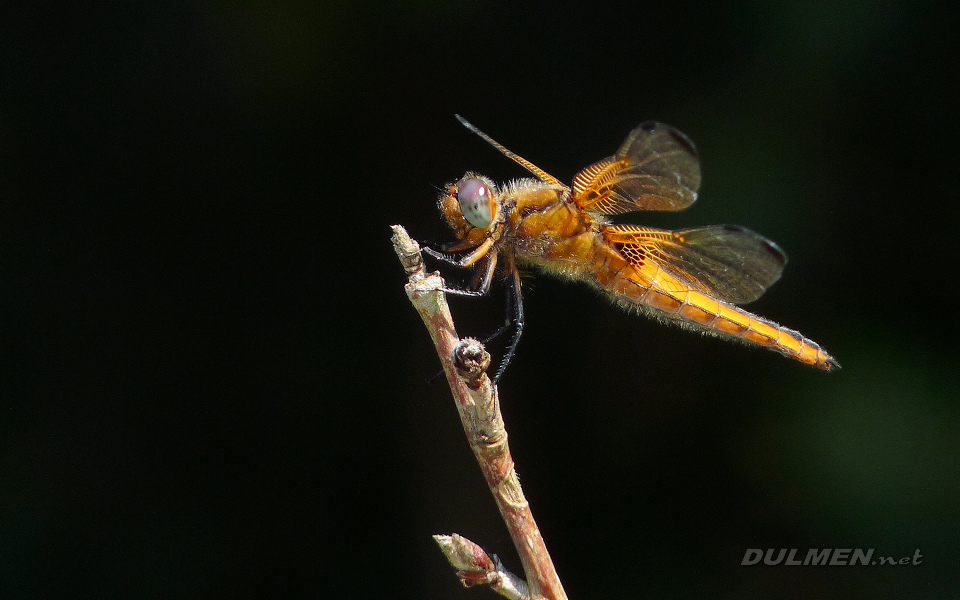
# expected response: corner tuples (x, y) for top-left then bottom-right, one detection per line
(391, 225), (566, 600)
(433, 534), (529, 599)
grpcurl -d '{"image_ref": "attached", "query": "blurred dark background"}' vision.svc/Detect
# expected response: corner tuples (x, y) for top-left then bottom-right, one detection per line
(4, 1), (959, 598)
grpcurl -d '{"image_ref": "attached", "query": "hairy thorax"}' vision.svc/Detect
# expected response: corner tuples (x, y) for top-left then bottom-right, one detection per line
(502, 179), (609, 280)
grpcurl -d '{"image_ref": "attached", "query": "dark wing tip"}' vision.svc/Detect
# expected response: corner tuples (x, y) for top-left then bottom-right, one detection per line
(667, 128), (699, 159)
(636, 121), (699, 159)
(761, 238), (787, 267)
(718, 224), (788, 267)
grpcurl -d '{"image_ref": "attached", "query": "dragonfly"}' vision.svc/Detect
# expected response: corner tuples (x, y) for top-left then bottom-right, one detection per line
(424, 115), (839, 381)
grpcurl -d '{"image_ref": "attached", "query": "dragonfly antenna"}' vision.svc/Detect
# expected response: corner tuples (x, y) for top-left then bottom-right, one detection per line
(455, 115), (562, 186)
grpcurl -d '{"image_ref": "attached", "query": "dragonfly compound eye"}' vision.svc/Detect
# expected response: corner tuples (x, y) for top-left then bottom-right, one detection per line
(457, 177), (496, 228)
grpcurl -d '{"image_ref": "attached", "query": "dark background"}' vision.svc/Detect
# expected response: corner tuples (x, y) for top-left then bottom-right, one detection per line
(4, 1), (959, 598)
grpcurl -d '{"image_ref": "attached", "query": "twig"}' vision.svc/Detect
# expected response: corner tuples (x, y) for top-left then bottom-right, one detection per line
(433, 533), (529, 599)
(391, 225), (567, 600)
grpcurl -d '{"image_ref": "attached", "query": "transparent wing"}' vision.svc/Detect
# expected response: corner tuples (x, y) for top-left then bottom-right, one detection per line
(602, 224), (786, 304)
(573, 122), (701, 213)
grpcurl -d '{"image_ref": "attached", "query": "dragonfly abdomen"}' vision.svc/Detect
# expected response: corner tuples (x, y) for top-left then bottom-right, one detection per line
(595, 260), (838, 370)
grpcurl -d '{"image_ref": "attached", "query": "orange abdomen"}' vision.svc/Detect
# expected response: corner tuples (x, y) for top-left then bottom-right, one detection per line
(508, 196), (838, 370)
(592, 248), (837, 370)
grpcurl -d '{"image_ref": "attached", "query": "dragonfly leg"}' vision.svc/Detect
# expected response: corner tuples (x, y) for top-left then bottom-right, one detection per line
(436, 251), (496, 298)
(423, 237), (494, 269)
(421, 246), (523, 383)
(492, 259), (524, 383)
(423, 254), (497, 384)
(428, 271), (521, 385)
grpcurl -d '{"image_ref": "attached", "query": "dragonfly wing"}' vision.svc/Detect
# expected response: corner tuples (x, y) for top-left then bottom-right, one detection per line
(603, 224), (786, 304)
(573, 122), (701, 214)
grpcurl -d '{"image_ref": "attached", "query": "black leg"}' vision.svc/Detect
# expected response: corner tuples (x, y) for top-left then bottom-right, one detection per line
(492, 263), (524, 383)
(421, 245), (496, 298)
(423, 253), (497, 385)
(420, 245), (525, 383)
(428, 273), (522, 385)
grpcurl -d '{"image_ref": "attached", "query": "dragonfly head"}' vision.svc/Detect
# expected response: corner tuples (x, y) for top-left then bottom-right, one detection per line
(438, 173), (500, 239)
